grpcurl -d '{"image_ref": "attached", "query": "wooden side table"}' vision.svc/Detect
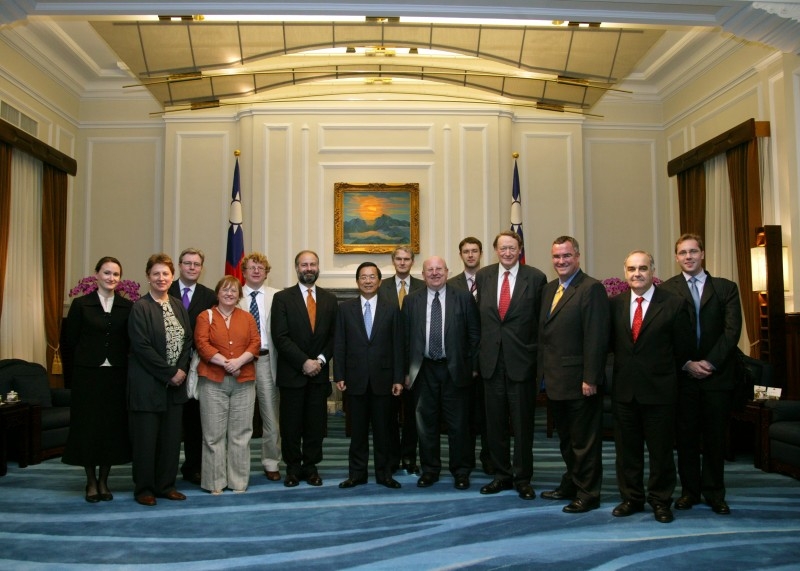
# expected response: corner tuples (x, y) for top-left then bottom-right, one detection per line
(0, 401), (32, 476)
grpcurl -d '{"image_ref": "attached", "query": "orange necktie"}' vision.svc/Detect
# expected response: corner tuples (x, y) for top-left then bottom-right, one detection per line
(306, 288), (316, 333)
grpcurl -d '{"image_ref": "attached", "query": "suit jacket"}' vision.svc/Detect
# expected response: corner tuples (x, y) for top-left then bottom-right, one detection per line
(127, 293), (193, 411)
(660, 273), (742, 391)
(333, 294), (403, 395)
(238, 285), (280, 382)
(403, 284), (480, 389)
(537, 270), (610, 400)
(475, 263), (547, 382)
(379, 275), (424, 307)
(609, 287), (693, 405)
(270, 284), (337, 390)
(168, 281), (217, 333)
(62, 291), (133, 384)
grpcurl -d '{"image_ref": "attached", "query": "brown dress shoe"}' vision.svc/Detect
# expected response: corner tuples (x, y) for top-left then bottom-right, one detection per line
(265, 470), (282, 481)
(135, 494), (157, 507)
(160, 490), (186, 501)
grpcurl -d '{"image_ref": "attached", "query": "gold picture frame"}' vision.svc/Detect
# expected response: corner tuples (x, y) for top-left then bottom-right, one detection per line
(334, 182), (420, 254)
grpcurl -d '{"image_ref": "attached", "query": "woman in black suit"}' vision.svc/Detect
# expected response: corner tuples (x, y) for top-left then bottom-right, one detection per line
(62, 256), (133, 502)
(127, 253), (192, 506)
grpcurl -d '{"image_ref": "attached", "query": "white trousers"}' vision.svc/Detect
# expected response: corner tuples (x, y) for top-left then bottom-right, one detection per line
(255, 355), (282, 471)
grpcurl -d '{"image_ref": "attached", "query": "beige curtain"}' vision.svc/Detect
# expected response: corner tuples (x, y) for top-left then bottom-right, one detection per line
(0, 142), (10, 324)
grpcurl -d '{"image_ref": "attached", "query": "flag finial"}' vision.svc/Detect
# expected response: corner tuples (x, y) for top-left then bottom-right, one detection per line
(512, 152), (519, 159)
(234, 149), (241, 157)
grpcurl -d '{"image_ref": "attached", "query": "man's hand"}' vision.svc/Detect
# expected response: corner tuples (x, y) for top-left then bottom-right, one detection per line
(302, 358), (322, 376)
(170, 369), (187, 386)
(685, 360), (714, 379)
(582, 382), (596, 397)
(336, 380), (346, 392)
(392, 383), (403, 396)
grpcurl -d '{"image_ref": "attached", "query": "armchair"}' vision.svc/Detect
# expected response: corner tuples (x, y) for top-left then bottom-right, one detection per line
(0, 359), (71, 463)
(763, 399), (800, 480)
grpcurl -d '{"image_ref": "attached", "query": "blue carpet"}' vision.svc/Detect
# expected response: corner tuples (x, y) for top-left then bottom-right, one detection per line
(1, 411), (799, 570)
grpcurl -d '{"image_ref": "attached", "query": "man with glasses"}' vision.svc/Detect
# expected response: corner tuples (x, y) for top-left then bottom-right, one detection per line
(239, 252), (282, 482)
(661, 234), (742, 515)
(169, 248), (217, 486)
(475, 231), (546, 500)
(334, 262), (404, 489)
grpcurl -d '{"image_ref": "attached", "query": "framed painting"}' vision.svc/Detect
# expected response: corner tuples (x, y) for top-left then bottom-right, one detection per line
(334, 182), (420, 254)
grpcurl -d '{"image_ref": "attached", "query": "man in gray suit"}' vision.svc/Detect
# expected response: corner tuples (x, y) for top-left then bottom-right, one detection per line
(537, 236), (609, 513)
(476, 231), (547, 500)
(404, 256), (480, 490)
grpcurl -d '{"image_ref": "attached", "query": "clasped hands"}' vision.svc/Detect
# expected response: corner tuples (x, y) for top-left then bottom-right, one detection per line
(685, 360), (714, 379)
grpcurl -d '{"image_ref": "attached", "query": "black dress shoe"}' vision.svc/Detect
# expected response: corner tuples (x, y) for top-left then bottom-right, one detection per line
(516, 484), (536, 500)
(652, 503), (674, 523)
(403, 462), (420, 475)
(454, 474), (470, 490)
(541, 488), (576, 501)
(707, 499), (731, 514)
(563, 498), (600, 513)
(85, 489), (101, 504)
(306, 474), (323, 486)
(377, 478), (402, 489)
(98, 492), (113, 502)
(612, 500), (644, 517)
(675, 495), (699, 510)
(417, 473), (439, 487)
(480, 479), (513, 495)
(338, 477), (367, 489)
(284, 475), (300, 488)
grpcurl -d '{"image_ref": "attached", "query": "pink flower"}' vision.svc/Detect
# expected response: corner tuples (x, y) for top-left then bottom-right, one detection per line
(602, 276), (661, 297)
(69, 276), (142, 301)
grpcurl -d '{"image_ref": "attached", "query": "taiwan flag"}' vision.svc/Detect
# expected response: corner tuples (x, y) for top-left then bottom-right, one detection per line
(510, 158), (526, 265)
(225, 157), (245, 283)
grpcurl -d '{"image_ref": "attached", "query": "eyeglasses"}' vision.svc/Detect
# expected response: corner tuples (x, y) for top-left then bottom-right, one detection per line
(181, 261), (202, 268)
(246, 266), (267, 272)
(677, 249), (701, 257)
(358, 274), (379, 281)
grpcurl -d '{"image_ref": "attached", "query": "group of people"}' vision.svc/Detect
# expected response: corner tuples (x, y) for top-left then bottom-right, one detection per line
(61, 230), (742, 524)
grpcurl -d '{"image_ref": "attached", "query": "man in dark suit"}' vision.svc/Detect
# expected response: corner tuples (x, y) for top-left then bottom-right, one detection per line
(660, 233), (742, 515)
(271, 250), (337, 487)
(404, 256), (480, 490)
(335, 262), (404, 489)
(538, 236), (609, 513)
(476, 231), (546, 500)
(379, 246), (424, 474)
(168, 248), (217, 486)
(609, 250), (693, 524)
(448, 236), (493, 475)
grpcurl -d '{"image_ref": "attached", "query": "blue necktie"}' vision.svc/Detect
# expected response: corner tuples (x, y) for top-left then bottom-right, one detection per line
(689, 276), (701, 344)
(364, 300), (372, 338)
(429, 291), (443, 359)
(249, 291), (261, 331)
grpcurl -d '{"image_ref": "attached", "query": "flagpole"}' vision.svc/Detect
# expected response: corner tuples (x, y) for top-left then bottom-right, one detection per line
(510, 151), (526, 265)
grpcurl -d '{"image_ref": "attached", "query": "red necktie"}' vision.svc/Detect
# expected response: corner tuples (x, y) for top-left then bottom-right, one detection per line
(632, 297), (644, 342)
(498, 271), (511, 320)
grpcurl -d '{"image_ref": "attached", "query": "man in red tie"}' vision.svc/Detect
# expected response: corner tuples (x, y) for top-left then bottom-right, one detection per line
(475, 231), (546, 500)
(608, 250), (692, 523)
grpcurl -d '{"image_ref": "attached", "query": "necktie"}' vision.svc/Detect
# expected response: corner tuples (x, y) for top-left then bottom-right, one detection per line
(307, 288), (316, 332)
(498, 271), (511, 320)
(249, 291), (261, 331)
(181, 287), (190, 309)
(632, 297), (644, 342)
(429, 291), (443, 359)
(689, 276), (702, 344)
(469, 276), (477, 298)
(550, 284), (564, 314)
(398, 280), (407, 308)
(363, 300), (373, 338)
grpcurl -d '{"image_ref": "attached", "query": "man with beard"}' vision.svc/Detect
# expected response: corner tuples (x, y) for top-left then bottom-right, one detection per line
(271, 250), (338, 487)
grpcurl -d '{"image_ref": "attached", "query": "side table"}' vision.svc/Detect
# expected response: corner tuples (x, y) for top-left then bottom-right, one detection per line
(0, 401), (32, 476)
(728, 400), (768, 469)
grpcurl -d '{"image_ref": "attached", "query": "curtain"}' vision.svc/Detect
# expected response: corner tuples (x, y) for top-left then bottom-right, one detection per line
(677, 164), (706, 236)
(705, 155), (751, 353)
(727, 142), (760, 356)
(0, 142), (10, 324)
(42, 165), (68, 375)
(0, 151), (45, 363)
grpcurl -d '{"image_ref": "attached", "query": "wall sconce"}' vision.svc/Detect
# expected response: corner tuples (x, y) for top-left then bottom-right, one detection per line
(750, 245), (789, 292)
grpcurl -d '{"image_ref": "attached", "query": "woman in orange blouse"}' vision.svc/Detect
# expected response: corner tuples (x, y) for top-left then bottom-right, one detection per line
(193, 275), (261, 494)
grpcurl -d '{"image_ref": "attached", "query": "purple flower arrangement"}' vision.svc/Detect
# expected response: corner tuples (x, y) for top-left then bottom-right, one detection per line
(602, 276), (661, 297)
(69, 276), (142, 301)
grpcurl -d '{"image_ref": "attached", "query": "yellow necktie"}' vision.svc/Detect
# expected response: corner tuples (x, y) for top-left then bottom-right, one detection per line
(398, 280), (407, 309)
(550, 284), (564, 313)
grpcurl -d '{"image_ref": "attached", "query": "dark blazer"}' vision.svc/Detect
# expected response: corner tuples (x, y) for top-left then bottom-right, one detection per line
(379, 275), (424, 306)
(62, 291), (133, 384)
(271, 284), (337, 389)
(447, 272), (469, 292)
(333, 294), (403, 395)
(475, 263), (547, 382)
(127, 294), (193, 411)
(609, 287), (693, 405)
(168, 281), (217, 333)
(660, 273), (742, 390)
(403, 284), (480, 388)
(537, 270), (610, 400)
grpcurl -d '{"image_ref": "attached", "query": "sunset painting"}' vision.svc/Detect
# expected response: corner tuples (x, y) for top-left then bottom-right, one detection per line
(334, 183), (420, 254)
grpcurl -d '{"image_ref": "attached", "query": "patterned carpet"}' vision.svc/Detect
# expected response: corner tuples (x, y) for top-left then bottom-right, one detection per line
(1, 411), (799, 570)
